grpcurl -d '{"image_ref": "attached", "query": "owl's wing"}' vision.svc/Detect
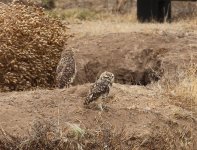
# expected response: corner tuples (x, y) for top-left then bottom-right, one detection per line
(56, 58), (65, 74)
(57, 57), (76, 81)
(85, 80), (109, 105)
(90, 80), (109, 99)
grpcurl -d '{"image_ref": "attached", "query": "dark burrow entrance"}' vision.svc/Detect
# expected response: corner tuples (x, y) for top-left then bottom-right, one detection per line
(80, 61), (163, 86)
(75, 48), (165, 86)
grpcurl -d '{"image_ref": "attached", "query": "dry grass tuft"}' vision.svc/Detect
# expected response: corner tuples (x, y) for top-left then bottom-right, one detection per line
(161, 63), (197, 111)
(0, 120), (126, 150)
(0, 3), (69, 91)
(0, 119), (194, 149)
(47, 8), (137, 23)
(172, 1), (197, 22)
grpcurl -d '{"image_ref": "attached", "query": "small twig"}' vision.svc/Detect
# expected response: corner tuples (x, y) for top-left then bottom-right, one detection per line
(0, 126), (13, 141)
(136, 138), (148, 150)
(57, 105), (62, 137)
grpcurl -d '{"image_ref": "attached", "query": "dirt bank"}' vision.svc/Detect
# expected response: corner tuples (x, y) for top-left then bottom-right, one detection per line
(68, 31), (197, 86)
(0, 83), (196, 149)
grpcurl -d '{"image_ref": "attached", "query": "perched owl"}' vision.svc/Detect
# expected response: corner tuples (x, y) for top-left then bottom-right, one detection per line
(84, 71), (114, 110)
(56, 48), (76, 89)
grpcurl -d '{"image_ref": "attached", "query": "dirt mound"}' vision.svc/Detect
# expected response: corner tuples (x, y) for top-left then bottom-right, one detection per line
(0, 3), (68, 92)
(0, 84), (196, 149)
(68, 32), (197, 86)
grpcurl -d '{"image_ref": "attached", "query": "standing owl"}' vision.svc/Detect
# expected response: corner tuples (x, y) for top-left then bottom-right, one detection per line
(84, 71), (114, 110)
(56, 48), (76, 89)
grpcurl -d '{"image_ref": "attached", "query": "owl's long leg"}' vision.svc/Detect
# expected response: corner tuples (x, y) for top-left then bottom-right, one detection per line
(102, 94), (107, 99)
(100, 92), (109, 111)
(102, 89), (109, 99)
(98, 103), (104, 111)
(66, 79), (73, 88)
(65, 82), (71, 88)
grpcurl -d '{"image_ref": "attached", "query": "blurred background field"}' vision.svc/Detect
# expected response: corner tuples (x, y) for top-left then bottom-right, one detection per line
(0, 0), (197, 22)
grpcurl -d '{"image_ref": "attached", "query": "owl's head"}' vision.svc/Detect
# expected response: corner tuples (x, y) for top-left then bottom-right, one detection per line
(61, 48), (75, 57)
(99, 71), (114, 84)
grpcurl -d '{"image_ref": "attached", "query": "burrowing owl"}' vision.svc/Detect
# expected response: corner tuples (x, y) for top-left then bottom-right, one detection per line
(56, 48), (76, 88)
(84, 71), (114, 110)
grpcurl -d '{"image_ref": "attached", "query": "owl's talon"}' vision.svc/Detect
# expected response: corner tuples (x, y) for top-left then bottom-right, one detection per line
(103, 105), (110, 111)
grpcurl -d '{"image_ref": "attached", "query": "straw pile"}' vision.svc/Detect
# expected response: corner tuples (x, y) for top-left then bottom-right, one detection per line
(0, 2), (69, 91)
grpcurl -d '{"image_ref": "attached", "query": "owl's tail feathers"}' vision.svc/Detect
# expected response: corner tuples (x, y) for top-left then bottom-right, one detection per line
(56, 82), (65, 89)
(84, 94), (93, 105)
(56, 76), (69, 89)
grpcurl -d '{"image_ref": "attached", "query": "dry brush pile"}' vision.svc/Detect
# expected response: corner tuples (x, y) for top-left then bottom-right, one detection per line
(0, 120), (126, 150)
(0, 119), (194, 150)
(0, 2), (69, 91)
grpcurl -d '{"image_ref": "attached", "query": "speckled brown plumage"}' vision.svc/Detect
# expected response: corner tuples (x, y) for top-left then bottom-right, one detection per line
(56, 49), (76, 88)
(84, 71), (114, 105)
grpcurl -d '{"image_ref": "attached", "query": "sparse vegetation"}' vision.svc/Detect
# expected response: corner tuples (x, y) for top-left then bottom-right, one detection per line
(0, 116), (195, 149)
(47, 8), (137, 22)
(161, 63), (197, 111)
(172, 1), (197, 21)
(47, 8), (99, 21)
(0, 120), (126, 150)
